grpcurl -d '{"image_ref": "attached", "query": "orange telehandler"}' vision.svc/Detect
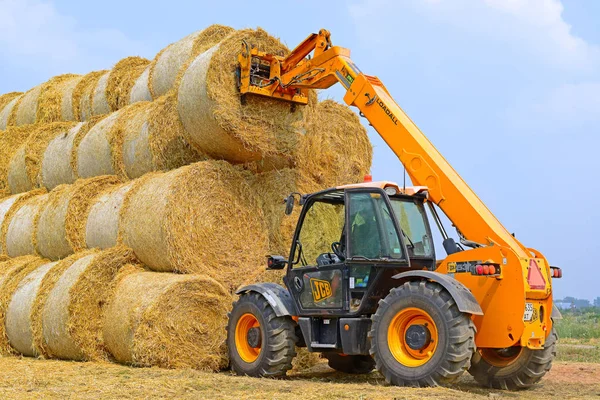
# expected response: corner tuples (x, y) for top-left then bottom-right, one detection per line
(228, 29), (563, 388)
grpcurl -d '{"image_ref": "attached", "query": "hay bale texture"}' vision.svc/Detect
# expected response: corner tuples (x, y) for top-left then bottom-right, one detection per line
(178, 28), (313, 168)
(297, 100), (372, 187)
(0, 255), (48, 355)
(91, 72), (111, 116)
(7, 122), (78, 194)
(36, 176), (120, 260)
(40, 123), (85, 190)
(105, 56), (150, 111)
(246, 168), (320, 255)
(0, 191), (45, 255)
(149, 24), (234, 99)
(77, 98), (203, 180)
(5, 260), (57, 356)
(0, 93), (22, 130)
(76, 112), (122, 178)
(118, 95), (204, 178)
(119, 161), (268, 291)
(31, 248), (138, 361)
(103, 268), (230, 370)
(4, 193), (48, 257)
(73, 71), (108, 121)
(36, 74), (82, 124)
(129, 66), (152, 103)
(0, 126), (33, 195)
(85, 182), (134, 249)
(8, 84), (43, 127)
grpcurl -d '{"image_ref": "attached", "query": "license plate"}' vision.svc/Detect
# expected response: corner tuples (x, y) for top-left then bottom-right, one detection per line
(523, 303), (534, 321)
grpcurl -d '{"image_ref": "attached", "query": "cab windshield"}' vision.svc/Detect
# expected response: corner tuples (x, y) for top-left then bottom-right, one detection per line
(347, 192), (403, 260)
(389, 198), (433, 257)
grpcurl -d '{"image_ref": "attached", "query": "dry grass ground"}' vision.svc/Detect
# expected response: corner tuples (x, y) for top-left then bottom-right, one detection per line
(0, 340), (597, 400)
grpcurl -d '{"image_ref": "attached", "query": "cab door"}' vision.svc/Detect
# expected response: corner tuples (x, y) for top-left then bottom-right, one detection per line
(287, 198), (346, 315)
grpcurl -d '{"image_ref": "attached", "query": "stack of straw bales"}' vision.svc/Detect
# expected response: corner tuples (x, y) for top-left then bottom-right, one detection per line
(0, 24), (372, 372)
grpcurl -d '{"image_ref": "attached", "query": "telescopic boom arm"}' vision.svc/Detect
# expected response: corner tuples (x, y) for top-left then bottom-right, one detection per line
(239, 29), (528, 258)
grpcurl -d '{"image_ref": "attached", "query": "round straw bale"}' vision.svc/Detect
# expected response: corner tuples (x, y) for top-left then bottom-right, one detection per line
(76, 112), (122, 178)
(9, 84), (43, 126)
(0, 190), (45, 255)
(69, 116), (105, 178)
(129, 66), (152, 103)
(246, 168), (321, 255)
(36, 176), (120, 260)
(73, 71), (108, 121)
(177, 28), (312, 167)
(0, 93), (21, 115)
(29, 251), (84, 358)
(5, 260), (57, 356)
(297, 100), (372, 187)
(103, 270), (230, 370)
(40, 123), (84, 190)
(85, 182), (134, 249)
(0, 256), (47, 355)
(0, 126), (33, 194)
(5, 193), (48, 257)
(6, 147), (30, 194)
(118, 95), (204, 179)
(106, 56), (150, 111)
(59, 76), (83, 122)
(36, 247), (138, 361)
(119, 161), (268, 291)
(36, 74), (82, 124)
(0, 94), (22, 130)
(149, 25), (234, 99)
(7, 122), (78, 194)
(91, 72), (111, 116)
(120, 102), (153, 178)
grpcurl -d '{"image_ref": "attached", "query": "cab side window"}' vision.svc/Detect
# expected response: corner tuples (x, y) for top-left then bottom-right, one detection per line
(297, 201), (345, 267)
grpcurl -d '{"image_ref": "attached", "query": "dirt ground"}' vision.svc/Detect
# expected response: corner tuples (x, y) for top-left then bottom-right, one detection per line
(0, 357), (597, 400)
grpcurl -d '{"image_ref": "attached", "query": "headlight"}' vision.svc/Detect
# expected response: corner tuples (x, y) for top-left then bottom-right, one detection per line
(384, 186), (398, 196)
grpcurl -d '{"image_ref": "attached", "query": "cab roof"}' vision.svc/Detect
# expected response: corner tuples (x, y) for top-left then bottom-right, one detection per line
(336, 181), (429, 196)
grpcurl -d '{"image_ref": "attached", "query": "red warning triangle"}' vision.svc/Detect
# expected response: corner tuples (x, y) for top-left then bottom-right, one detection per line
(527, 259), (546, 290)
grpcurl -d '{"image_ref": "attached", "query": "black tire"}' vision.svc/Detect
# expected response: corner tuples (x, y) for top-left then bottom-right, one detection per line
(227, 292), (297, 377)
(468, 327), (558, 390)
(323, 353), (375, 374)
(370, 280), (476, 387)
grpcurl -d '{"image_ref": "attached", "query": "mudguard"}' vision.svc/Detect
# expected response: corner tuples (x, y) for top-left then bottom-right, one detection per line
(392, 270), (483, 315)
(235, 283), (296, 317)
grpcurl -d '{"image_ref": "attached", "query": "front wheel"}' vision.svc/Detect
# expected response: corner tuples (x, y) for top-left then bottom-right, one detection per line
(370, 280), (476, 387)
(468, 327), (558, 390)
(227, 292), (297, 377)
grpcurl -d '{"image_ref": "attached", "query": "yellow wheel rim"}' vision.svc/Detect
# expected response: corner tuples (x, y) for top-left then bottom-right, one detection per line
(235, 313), (261, 363)
(387, 307), (438, 367)
(479, 347), (523, 367)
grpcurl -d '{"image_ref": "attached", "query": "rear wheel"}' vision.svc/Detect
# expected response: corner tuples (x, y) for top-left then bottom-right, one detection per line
(370, 280), (476, 387)
(227, 292), (297, 377)
(468, 327), (558, 390)
(323, 353), (375, 374)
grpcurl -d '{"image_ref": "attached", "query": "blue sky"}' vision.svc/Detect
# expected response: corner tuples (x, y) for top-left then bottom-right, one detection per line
(0, 0), (598, 300)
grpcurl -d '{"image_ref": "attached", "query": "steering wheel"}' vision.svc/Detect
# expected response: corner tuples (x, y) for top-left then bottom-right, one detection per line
(331, 242), (345, 261)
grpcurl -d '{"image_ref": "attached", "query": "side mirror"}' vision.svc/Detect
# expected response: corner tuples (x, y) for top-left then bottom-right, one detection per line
(443, 238), (461, 256)
(284, 195), (295, 215)
(267, 255), (287, 270)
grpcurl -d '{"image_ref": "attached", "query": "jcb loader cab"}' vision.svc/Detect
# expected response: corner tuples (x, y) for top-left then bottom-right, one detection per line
(229, 181), (486, 386)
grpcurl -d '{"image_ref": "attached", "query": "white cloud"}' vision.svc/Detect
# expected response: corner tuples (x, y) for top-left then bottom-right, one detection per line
(0, 0), (147, 74)
(349, 0), (600, 72)
(508, 82), (600, 134)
